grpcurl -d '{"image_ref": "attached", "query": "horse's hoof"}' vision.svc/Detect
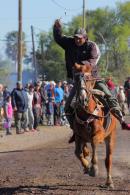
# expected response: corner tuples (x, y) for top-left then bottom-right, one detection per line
(100, 183), (114, 189)
(109, 183), (114, 189)
(83, 167), (90, 174)
(106, 183), (114, 189)
(89, 165), (98, 177)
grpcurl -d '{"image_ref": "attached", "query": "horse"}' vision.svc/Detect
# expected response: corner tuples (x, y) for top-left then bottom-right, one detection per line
(72, 63), (117, 189)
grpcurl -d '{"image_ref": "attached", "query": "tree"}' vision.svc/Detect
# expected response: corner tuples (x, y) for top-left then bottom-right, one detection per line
(36, 31), (66, 80)
(0, 58), (12, 84)
(5, 31), (27, 71)
(35, 1), (130, 82)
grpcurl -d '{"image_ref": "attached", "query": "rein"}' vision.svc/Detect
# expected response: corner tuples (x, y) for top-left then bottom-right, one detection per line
(74, 103), (110, 126)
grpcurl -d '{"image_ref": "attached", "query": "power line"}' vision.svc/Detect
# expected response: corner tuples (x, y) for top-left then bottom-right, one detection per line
(51, 0), (82, 11)
(0, 39), (39, 43)
(0, 14), (73, 22)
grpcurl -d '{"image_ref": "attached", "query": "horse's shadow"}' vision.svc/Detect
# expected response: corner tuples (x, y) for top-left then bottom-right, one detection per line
(0, 184), (130, 195)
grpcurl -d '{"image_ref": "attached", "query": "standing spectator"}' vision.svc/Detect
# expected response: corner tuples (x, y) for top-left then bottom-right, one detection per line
(26, 85), (35, 131)
(0, 84), (3, 122)
(33, 82), (42, 131)
(24, 83), (31, 92)
(46, 97), (54, 126)
(46, 82), (55, 125)
(3, 86), (10, 102)
(40, 81), (48, 125)
(117, 86), (128, 115)
(106, 76), (115, 96)
(3, 95), (13, 135)
(60, 99), (68, 126)
(68, 84), (73, 93)
(63, 84), (70, 102)
(124, 77), (130, 110)
(47, 82), (55, 99)
(124, 77), (130, 92)
(54, 81), (64, 125)
(11, 81), (28, 134)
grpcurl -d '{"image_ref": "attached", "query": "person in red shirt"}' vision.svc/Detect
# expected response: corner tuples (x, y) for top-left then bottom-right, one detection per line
(106, 76), (116, 96)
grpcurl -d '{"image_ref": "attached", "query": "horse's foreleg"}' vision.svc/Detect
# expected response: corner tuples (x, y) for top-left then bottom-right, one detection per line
(83, 144), (90, 158)
(75, 137), (90, 173)
(90, 141), (99, 177)
(105, 135), (115, 189)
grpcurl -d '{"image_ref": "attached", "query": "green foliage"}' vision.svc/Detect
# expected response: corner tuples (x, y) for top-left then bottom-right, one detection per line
(36, 31), (66, 80)
(34, 1), (130, 82)
(5, 31), (27, 62)
(0, 59), (12, 84)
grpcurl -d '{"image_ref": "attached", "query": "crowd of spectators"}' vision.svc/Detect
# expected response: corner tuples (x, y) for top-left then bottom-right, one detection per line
(0, 76), (130, 136)
(0, 80), (73, 135)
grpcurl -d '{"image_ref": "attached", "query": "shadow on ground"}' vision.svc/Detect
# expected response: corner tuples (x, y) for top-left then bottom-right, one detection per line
(0, 184), (130, 195)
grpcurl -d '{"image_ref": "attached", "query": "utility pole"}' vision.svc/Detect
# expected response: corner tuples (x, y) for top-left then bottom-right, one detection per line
(31, 25), (37, 80)
(41, 40), (44, 67)
(18, 0), (22, 82)
(82, 0), (85, 28)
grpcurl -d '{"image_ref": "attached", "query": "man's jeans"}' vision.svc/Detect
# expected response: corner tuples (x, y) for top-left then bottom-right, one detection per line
(14, 111), (28, 133)
(27, 107), (34, 129)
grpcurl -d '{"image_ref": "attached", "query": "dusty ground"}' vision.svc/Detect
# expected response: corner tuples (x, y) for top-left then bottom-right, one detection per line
(0, 119), (130, 195)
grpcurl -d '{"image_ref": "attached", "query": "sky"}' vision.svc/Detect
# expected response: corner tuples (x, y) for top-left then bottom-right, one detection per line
(0, 0), (127, 40)
(0, 0), (127, 85)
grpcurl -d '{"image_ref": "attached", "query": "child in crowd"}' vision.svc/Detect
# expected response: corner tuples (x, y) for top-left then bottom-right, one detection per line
(3, 95), (13, 135)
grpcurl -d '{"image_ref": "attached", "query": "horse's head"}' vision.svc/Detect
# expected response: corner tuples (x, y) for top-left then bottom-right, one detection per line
(74, 64), (95, 110)
(74, 63), (95, 113)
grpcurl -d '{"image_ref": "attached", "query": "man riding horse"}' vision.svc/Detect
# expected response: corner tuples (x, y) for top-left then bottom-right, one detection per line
(53, 19), (130, 142)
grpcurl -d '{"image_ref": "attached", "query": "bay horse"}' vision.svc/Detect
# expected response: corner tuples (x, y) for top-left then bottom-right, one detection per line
(72, 63), (117, 189)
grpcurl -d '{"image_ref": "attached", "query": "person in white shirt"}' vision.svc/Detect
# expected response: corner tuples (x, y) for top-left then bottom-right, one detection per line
(27, 85), (35, 131)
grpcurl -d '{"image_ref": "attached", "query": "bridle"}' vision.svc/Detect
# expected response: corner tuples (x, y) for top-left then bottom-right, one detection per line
(74, 72), (109, 125)
(75, 72), (95, 108)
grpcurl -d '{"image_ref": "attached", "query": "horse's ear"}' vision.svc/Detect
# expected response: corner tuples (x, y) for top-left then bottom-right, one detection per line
(74, 63), (82, 71)
(81, 64), (92, 73)
(74, 63), (92, 73)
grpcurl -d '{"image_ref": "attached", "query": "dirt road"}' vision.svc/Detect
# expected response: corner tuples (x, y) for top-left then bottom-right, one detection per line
(0, 120), (130, 195)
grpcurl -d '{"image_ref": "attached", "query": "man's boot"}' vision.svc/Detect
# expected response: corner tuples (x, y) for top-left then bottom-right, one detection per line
(65, 107), (75, 143)
(68, 133), (75, 143)
(67, 115), (75, 143)
(111, 108), (130, 130)
(105, 96), (130, 130)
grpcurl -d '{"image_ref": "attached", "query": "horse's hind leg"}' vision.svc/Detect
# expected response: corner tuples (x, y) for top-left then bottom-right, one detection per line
(75, 137), (90, 173)
(104, 133), (115, 189)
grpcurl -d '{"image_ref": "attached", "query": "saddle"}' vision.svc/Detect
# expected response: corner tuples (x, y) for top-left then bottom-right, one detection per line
(89, 93), (111, 131)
